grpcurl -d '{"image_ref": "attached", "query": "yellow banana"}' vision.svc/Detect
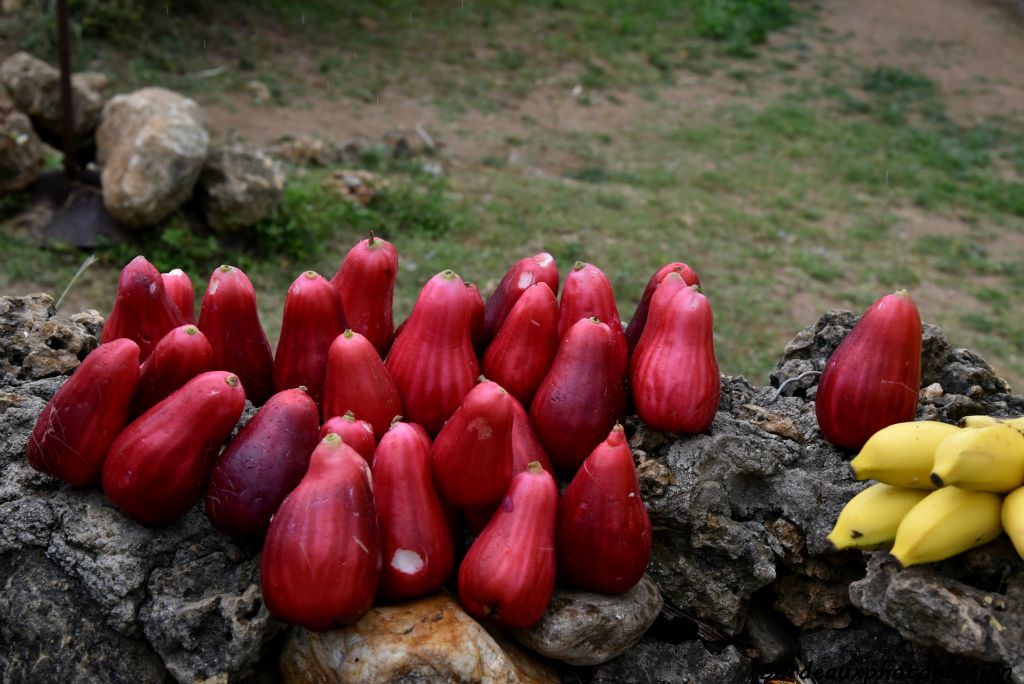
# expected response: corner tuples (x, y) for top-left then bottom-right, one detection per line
(849, 421), (959, 489)
(891, 486), (1003, 567)
(826, 483), (930, 551)
(957, 415), (1024, 435)
(1002, 487), (1024, 562)
(930, 423), (1024, 493)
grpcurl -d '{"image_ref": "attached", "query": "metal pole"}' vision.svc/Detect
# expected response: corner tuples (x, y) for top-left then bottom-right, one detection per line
(56, 0), (77, 180)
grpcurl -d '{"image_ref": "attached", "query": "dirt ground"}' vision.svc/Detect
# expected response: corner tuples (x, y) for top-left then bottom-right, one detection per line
(203, 0), (1024, 165)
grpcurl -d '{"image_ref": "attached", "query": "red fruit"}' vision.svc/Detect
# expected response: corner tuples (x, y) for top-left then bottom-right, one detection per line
(557, 425), (652, 593)
(630, 272), (690, 362)
(331, 233), (398, 357)
(102, 371), (246, 526)
(624, 262), (700, 356)
(373, 420), (454, 601)
(457, 462), (557, 629)
(631, 285), (720, 433)
(320, 411), (376, 463)
(386, 270), (479, 435)
(161, 268), (196, 325)
(130, 324), (213, 418)
(205, 388), (320, 539)
(815, 289), (922, 450)
(260, 434), (380, 630)
(198, 265), (275, 405)
(466, 282), (486, 357)
(431, 380), (515, 508)
(101, 256), (185, 361)
(558, 262), (627, 374)
(274, 271), (347, 409)
(323, 329), (402, 438)
(482, 282), (559, 407)
(530, 317), (626, 472)
(483, 252), (559, 343)
(28, 339), (140, 486)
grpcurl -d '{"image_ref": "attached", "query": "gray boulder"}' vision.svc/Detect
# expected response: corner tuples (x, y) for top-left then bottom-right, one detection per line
(197, 144), (286, 232)
(0, 107), (44, 191)
(0, 293), (102, 382)
(0, 52), (105, 141)
(96, 87), (209, 227)
(587, 638), (750, 684)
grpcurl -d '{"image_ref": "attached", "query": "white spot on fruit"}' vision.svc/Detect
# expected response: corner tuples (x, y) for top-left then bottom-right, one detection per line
(537, 255), (553, 267)
(468, 417), (492, 439)
(391, 549), (425, 574)
(149, 282), (157, 295)
(354, 537), (369, 554)
(517, 272), (534, 289)
(209, 280), (219, 294)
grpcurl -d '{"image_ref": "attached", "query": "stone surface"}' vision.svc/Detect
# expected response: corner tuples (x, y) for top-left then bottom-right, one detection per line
(515, 574), (663, 666)
(96, 87), (209, 227)
(269, 134), (340, 166)
(0, 294), (101, 382)
(0, 107), (44, 191)
(0, 297), (283, 682)
(280, 592), (559, 683)
(740, 601), (795, 665)
(322, 169), (387, 206)
(0, 52), (105, 140)
(197, 144), (286, 231)
(587, 638), (750, 684)
(850, 543), (1024, 682)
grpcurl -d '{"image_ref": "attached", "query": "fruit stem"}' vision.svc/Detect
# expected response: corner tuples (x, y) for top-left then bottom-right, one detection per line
(573, 261), (585, 271)
(390, 415), (403, 427)
(526, 461), (544, 473)
(322, 432), (342, 445)
(344, 410), (356, 421)
(368, 229), (376, 246)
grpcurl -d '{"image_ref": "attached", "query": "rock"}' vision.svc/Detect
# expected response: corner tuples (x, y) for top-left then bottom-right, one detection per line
(246, 80), (271, 105)
(849, 543), (1024, 682)
(0, 52), (105, 140)
(0, 294), (101, 382)
(197, 144), (286, 232)
(587, 638), (750, 684)
(0, 299), (283, 682)
(382, 130), (414, 159)
(96, 87), (209, 227)
(515, 574), (663, 666)
(270, 135), (339, 166)
(322, 169), (387, 206)
(0, 107), (44, 191)
(279, 592), (559, 683)
(740, 602), (795, 665)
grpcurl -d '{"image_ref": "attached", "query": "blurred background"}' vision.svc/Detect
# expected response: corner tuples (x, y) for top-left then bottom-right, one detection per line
(0, 0), (1022, 386)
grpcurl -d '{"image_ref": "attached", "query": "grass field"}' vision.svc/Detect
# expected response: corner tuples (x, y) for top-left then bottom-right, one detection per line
(2, 0), (1023, 387)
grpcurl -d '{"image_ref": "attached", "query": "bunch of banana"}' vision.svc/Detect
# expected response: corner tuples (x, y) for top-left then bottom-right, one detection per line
(828, 415), (1024, 567)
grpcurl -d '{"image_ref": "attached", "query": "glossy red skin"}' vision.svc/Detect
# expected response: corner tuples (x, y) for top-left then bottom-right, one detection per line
(431, 380), (515, 508)
(457, 465), (557, 630)
(373, 421), (454, 601)
(624, 262), (700, 356)
(260, 437), (381, 630)
(28, 339), (140, 487)
(558, 262), (627, 374)
(630, 272), (690, 363)
(386, 270), (479, 435)
(557, 425), (652, 593)
(320, 412), (376, 463)
(205, 389), (320, 540)
(198, 265), (275, 405)
(331, 235), (398, 357)
(482, 282), (559, 407)
(274, 271), (347, 409)
(323, 330), (402, 438)
(101, 256), (185, 362)
(815, 291), (922, 450)
(161, 269), (196, 325)
(530, 318), (626, 472)
(130, 325), (213, 418)
(102, 371), (246, 526)
(466, 283), (486, 357)
(631, 285), (720, 433)
(483, 252), (559, 344)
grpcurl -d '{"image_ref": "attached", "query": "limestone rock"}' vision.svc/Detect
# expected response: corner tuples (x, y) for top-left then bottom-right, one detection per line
(0, 52), (105, 140)
(0, 298), (283, 682)
(588, 638), (750, 684)
(849, 544), (1024, 682)
(269, 134), (339, 166)
(96, 87), (209, 227)
(514, 574), (662, 666)
(0, 294), (101, 382)
(197, 144), (286, 231)
(280, 592), (559, 683)
(0, 107), (44, 191)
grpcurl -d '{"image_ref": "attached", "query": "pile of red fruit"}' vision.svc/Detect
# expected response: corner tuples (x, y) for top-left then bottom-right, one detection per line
(26, 236), (723, 632)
